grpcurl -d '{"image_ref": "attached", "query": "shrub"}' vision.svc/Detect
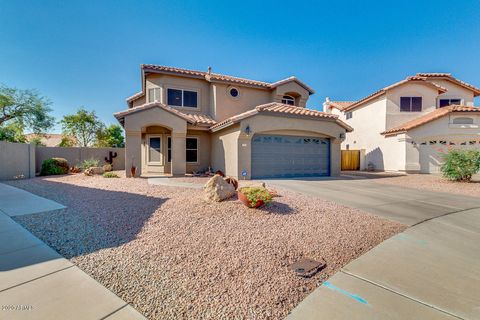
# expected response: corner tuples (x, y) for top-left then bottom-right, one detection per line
(441, 149), (480, 181)
(40, 158), (69, 176)
(238, 186), (273, 206)
(102, 163), (112, 172)
(103, 172), (119, 178)
(80, 158), (99, 170)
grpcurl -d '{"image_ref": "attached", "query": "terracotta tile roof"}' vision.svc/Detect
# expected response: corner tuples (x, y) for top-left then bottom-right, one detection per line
(382, 105), (480, 135)
(126, 91), (145, 102)
(206, 73), (271, 88)
(210, 102), (353, 132)
(343, 76), (448, 112)
(325, 101), (356, 111)
(415, 73), (480, 96)
(114, 102), (216, 127)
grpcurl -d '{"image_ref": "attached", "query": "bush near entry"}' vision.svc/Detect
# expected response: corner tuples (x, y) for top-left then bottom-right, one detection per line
(441, 149), (480, 182)
(40, 158), (69, 176)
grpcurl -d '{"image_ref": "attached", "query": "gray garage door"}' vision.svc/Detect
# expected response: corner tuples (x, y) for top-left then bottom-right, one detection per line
(251, 134), (330, 178)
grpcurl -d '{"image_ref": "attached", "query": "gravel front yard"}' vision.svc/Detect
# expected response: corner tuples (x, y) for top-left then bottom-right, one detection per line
(345, 172), (480, 197)
(7, 173), (405, 319)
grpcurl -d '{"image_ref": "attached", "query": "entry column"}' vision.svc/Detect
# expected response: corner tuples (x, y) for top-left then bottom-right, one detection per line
(171, 131), (186, 176)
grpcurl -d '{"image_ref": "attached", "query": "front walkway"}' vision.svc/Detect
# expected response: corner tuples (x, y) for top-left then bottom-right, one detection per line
(0, 183), (145, 320)
(267, 178), (480, 320)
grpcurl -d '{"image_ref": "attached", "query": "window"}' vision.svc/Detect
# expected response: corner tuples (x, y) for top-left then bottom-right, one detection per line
(346, 112), (353, 119)
(282, 95), (295, 105)
(452, 117), (474, 124)
(167, 137), (172, 162)
(439, 98), (461, 108)
(148, 88), (160, 103)
(186, 137), (198, 163)
(400, 97), (422, 112)
(148, 137), (161, 163)
(167, 89), (197, 108)
(229, 87), (239, 98)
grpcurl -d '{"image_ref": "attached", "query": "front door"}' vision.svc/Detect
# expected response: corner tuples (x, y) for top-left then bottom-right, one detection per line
(146, 135), (164, 173)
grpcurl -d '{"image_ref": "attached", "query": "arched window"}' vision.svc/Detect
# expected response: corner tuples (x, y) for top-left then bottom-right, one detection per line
(452, 117), (474, 124)
(281, 95), (295, 105)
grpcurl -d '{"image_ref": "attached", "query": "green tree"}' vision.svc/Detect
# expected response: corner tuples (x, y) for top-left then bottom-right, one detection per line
(96, 124), (124, 147)
(29, 136), (46, 146)
(0, 85), (54, 142)
(60, 108), (105, 147)
(58, 135), (75, 147)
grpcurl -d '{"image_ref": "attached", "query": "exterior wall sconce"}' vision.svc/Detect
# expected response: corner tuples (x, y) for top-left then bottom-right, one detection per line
(339, 133), (345, 139)
(244, 125), (251, 136)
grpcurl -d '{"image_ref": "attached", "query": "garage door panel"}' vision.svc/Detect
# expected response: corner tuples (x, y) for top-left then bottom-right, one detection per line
(251, 134), (330, 178)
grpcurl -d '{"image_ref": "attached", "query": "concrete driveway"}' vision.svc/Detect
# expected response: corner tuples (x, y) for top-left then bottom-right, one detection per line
(266, 177), (480, 320)
(267, 177), (480, 226)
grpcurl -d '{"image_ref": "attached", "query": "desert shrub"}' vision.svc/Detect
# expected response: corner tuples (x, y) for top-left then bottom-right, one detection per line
(103, 171), (119, 178)
(238, 186), (273, 206)
(40, 158), (69, 176)
(80, 158), (99, 170)
(441, 149), (480, 181)
(102, 163), (112, 172)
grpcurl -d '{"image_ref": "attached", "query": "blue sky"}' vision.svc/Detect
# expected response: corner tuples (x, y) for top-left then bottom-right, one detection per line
(1, 0), (480, 133)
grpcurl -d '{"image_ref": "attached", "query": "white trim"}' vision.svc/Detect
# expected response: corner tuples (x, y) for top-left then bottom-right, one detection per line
(148, 87), (161, 103)
(147, 135), (163, 165)
(437, 97), (463, 108)
(186, 136), (199, 164)
(281, 95), (295, 105)
(166, 87), (199, 109)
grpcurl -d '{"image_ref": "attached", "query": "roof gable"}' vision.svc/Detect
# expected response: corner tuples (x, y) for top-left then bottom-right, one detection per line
(382, 105), (480, 135)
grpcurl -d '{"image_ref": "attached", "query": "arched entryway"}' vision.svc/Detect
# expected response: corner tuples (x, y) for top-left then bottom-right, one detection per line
(142, 125), (173, 175)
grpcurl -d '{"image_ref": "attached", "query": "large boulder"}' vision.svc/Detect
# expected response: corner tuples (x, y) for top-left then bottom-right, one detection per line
(204, 174), (236, 202)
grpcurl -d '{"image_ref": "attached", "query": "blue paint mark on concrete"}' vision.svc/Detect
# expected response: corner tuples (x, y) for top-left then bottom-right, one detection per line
(323, 281), (370, 306)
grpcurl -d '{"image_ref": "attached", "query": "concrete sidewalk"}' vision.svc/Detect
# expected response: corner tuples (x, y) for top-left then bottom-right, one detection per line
(272, 178), (480, 320)
(0, 183), (146, 320)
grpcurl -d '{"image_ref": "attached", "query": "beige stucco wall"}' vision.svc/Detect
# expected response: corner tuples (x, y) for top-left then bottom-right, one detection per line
(340, 96), (400, 170)
(186, 130), (211, 173)
(385, 83), (439, 129)
(0, 141), (35, 180)
(234, 114), (347, 178)
(145, 74), (211, 115)
(36, 146), (125, 172)
(211, 83), (271, 121)
(405, 113), (480, 173)
(123, 106), (187, 176)
(211, 124), (240, 177)
(271, 82), (310, 108)
(425, 79), (475, 106)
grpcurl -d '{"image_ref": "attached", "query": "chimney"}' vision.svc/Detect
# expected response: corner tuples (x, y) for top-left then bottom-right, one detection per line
(325, 97), (330, 102)
(207, 66), (212, 74)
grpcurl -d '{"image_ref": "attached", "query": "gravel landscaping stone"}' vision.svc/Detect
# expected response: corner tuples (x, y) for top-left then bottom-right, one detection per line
(7, 173), (405, 320)
(360, 173), (480, 197)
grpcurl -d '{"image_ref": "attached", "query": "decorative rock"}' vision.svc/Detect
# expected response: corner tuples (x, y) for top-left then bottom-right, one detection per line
(204, 174), (236, 202)
(84, 166), (105, 176)
(224, 177), (239, 190)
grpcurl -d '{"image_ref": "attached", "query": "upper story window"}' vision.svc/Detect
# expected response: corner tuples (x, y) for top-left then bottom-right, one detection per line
(148, 87), (160, 103)
(452, 117), (474, 124)
(167, 88), (198, 108)
(439, 98), (462, 108)
(282, 95), (295, 105)
(229, 87), (239, 98)
(400, 97), (422, 112)
(346, 111), (353, 120)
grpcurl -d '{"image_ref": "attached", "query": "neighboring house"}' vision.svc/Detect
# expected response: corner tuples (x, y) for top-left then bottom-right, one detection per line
(325, 73), (480, 173)
(115, 64), (352, 178)
(25, 133), (75, 147)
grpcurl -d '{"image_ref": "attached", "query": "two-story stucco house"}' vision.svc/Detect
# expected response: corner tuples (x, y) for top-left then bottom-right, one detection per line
(115, 64), (352, 179)
(325, 73), (480, 173)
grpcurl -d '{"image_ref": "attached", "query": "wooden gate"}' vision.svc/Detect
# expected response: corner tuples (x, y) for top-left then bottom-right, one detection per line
(341, 150), (360, 171)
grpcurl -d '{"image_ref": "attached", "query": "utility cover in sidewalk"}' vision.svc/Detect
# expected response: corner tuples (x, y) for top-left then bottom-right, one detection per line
(289, 258), (325, 277)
